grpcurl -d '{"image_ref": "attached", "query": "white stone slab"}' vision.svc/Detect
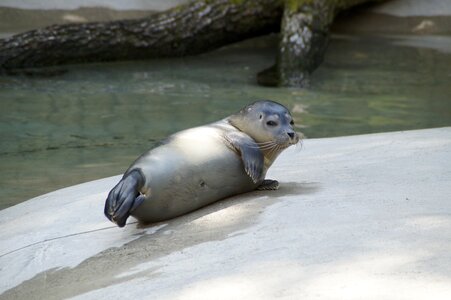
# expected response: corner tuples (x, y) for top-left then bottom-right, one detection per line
(370, 0), (451, 17)
(1, 128), (451, 299)
(0, 0), (187, 11)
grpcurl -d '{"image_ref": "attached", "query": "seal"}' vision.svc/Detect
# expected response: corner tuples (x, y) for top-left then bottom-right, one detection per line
(104, 100), (300, 227)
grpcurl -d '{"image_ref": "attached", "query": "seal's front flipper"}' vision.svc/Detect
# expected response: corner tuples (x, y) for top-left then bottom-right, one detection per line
(225, 132), (264, 183)
(257, 179), (279, 190)
(104, 169), (145, 227)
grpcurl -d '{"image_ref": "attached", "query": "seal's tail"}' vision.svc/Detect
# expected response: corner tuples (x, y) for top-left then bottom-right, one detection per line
(104, 169), (146, 227)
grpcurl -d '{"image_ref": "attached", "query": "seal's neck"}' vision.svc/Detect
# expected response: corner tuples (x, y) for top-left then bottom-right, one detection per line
(261, 148), (283, 170)
(227, 115), (245, 132)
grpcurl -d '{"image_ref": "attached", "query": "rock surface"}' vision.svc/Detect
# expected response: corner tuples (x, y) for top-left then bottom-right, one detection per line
(1, 127), (451, 299)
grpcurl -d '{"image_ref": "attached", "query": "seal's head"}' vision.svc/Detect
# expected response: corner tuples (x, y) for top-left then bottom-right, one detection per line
(229, 100), (300, 152)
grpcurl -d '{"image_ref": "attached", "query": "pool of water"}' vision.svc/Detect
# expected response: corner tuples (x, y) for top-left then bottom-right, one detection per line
(1, 32), (450, 209)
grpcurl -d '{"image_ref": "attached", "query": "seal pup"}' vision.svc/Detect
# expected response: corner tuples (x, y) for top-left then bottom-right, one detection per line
(104, 100), (299, 227)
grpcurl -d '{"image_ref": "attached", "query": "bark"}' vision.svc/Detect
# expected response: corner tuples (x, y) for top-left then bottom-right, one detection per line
(258, 0), (383, 87)
(0, 0), (382, 86)
(277, 2), (334, 87)
(0, 0), (283, 70)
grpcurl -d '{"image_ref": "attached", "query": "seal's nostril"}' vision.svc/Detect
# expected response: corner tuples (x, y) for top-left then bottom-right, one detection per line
(287, 132), (295, 139)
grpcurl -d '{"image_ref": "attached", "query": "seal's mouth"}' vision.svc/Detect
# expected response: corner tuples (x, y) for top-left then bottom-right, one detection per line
(280, 140), (297, 149)
(280, 132), (303, 152)
(257, 139), (293, 155)
(255, 131), (302, 154)
(285, 131), (301, 146)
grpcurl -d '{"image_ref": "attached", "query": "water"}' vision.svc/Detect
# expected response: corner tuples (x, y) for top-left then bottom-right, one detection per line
(1, 33), (450, 209)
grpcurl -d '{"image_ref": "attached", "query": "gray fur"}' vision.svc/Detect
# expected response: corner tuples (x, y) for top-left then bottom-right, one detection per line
(104, 100), (299, 227)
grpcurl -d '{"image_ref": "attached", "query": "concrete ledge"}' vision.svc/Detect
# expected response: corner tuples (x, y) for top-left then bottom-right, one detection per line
(1, 128), (451, 299)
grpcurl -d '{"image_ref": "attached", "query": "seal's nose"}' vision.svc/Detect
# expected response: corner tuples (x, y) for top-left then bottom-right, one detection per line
(287, 132), (295, 139)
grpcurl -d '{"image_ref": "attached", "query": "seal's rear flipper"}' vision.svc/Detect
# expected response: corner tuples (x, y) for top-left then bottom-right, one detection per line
(104, 169), (145, 227)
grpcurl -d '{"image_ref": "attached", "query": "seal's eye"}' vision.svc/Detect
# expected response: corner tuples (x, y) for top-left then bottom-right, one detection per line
(290, 120), (294, 125)
(266, 121), (277, 126)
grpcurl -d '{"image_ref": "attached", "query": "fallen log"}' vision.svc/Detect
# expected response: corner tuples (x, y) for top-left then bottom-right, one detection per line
(0, 0), (283, 70)
(0, 0), (382, 86)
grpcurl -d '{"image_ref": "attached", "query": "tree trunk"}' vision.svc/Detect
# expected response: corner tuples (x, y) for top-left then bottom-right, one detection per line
(258, 0), (383, 87)
(0, 0), (283, 70)
(277, 1), (334, 87)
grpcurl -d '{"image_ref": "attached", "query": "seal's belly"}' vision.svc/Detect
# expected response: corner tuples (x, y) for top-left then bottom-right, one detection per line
(130, 127), (258, 223)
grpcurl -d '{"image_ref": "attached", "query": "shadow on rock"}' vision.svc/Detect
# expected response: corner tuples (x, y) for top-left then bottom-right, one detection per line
(1, 181), (320, 300)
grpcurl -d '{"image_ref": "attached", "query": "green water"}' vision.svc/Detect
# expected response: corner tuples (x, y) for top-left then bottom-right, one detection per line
(1, 33), (450, 209)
